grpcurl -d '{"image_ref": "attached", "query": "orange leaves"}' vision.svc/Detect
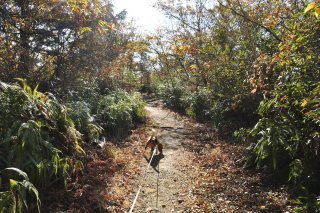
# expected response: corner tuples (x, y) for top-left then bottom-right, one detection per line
(263, 21), (278, 28)
(37, 104), (44, 111)
(41, 95), (49, 102)
(171, 43), (199, 56)
(280, 96), (287, 102)
(262, 11), (282, 28)
(249, 78), (258, 94)
(250, 87), (257, 94)
(186, 44), (199, 56)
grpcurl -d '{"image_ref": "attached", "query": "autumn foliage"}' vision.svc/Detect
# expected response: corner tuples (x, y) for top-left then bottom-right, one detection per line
(147, 0), (320, 210)
(0, 0), (320, 212)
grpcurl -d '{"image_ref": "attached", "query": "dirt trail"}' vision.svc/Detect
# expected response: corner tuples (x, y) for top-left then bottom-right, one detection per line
(42, 98), (293, 212)
(128, 100), (199, 212)
(105, 98), (293, 213)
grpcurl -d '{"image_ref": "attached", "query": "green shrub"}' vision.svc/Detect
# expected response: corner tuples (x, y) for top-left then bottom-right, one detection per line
(208, 101), (228, 128)
(245, 18), (320, 188)
(161, 86), (187, 112)
(130, 92), (146, 123)
(66, 101), (103, 143)
(230, 93), (261, 125)
(97, 90), (145, 136)
(154, 82), (259, 133)
(87, 123), (103, 144)
(66, 101), (92, 134)
(247, 87), (320, 187)
(294, 195), (320, 213)
(0, 80), (85, 209)
(186, 88), (212, 121)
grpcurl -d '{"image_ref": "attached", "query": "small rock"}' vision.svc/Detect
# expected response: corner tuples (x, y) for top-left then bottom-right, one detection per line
(145, 207), (153, 212)
(178, 199), (184, 204)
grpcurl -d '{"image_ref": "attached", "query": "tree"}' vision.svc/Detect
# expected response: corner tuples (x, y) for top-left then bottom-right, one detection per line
(0, 0), (121, 87)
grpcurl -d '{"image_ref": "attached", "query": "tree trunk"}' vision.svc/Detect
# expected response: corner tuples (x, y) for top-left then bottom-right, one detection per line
(18, 0), (30, 79)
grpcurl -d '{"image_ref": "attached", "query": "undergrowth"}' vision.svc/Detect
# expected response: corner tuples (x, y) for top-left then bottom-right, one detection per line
(0, 79), (146, 211)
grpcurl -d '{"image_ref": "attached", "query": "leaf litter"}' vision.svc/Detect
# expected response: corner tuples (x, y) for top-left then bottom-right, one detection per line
(42, 99), (295, 212)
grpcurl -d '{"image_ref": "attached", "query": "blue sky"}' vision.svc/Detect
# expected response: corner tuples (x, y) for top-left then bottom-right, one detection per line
(112, 0), (166, 33)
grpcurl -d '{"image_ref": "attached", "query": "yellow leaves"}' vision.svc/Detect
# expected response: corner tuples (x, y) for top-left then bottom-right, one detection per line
(315, 7), (320, 18)
(259, 205), (267, 210)
(80, 21), (112, 35)
(76, 143), (86, 154)
(305, 2), (316, 13)
(67, 0), (78, 12)
(80, 27), (92, 34)
(301, 99), (309, 108)
(67, 0), (89, 12)
(264, 22), (276, 27)
(171, 44), (177, 51)
(203, 62), (211, 69)
(289, 35), (295, 39)
(189, 64), (198, 70)
(98, 20), (107, 28)
(67, 127), (86, 154)
(80, 0), (88, 9)
(171, 44), (185, 55)
(98, 20), (113, 33)
(9, 179), (17, 189)
(304, 1), (320, 18)
(126, 41), (149, 53)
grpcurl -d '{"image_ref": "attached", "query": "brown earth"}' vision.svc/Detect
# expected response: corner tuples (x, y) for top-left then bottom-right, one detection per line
(104, 99), (295, 212)
(42, 98), (295, 212)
